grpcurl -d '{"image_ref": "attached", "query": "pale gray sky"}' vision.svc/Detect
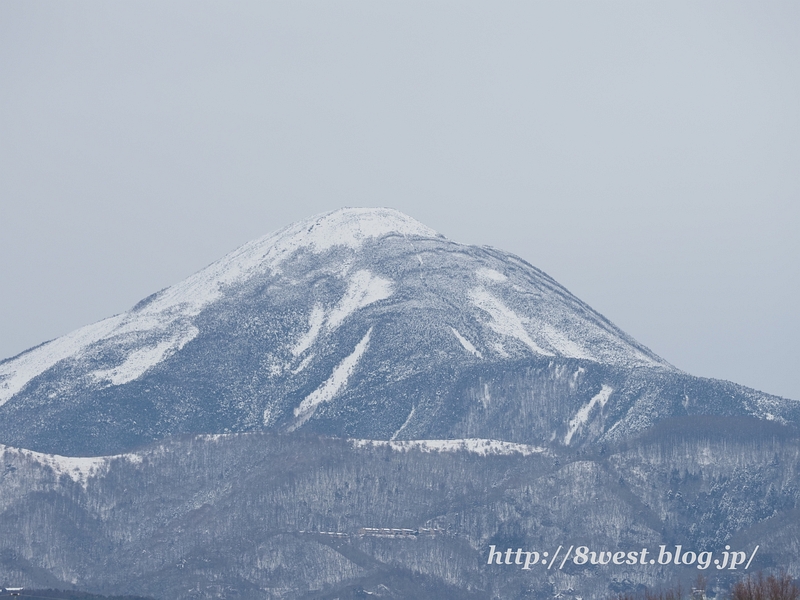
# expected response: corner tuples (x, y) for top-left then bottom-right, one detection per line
(1, 1), (798, 400)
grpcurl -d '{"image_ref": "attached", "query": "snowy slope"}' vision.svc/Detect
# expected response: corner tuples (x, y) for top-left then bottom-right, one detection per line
(0, 208), (433, 407)
(0, 208), (796, 455)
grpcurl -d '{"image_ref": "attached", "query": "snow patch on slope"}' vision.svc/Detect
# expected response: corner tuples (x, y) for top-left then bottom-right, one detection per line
(327, 270), (392, 331)
(351, 438), (548, 457)
(92, 325), (199, 386)
(0, 315), (124, 406)
(451, 328), (482, 358)
(391, 405), (417, 440)
(0, 444), (141, 486)
(469, 287), (553, 356)
(564, 385), (614, 446)
(541, 323), (594, 361)
(289, 270), (390, 359)
(293, 328), (373, 427)
(292, 305), (325, 356)
(291, 354), (314, 375)
(477, 268), (507, 282)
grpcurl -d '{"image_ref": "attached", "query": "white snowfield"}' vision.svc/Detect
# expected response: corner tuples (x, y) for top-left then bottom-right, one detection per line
(0, 444), (141, 486)
(564, 384), (614, 446)
(469, 287), (553, 356)
(92, 325), (199, 386)
(292, 327), (373, 427)
(290, 269), (392, 357)
(540, 322), (594, 362)
(351, 438), (549, 457)
(291, 305), (326, 357)
(476, 267), (508, 282)
(451, 327), (482, 358)
(0, 208), (431, 407)
(325, 270), (393, 332)
(467, 279), (664, 367)
(0, 435), (545, 485)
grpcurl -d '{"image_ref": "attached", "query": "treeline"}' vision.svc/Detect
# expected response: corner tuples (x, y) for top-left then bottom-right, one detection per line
(613, 572), (800, 600)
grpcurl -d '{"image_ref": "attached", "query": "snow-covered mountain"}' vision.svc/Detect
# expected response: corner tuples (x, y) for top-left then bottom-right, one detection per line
(0, 208), (796, 455)
(1, 208), (799, 599)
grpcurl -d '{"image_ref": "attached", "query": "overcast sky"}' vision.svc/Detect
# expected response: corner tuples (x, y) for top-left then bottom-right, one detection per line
(1, 1), (798, 400)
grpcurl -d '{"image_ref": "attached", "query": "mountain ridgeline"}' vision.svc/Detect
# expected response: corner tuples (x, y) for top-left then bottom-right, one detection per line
(0, 208), (798, 599)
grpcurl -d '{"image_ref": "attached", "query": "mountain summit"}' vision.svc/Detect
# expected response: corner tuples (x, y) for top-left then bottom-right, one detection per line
(0, 208), (794, 454)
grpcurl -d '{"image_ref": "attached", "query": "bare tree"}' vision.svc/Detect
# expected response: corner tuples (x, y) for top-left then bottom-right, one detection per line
(731, 571), (799, 600)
